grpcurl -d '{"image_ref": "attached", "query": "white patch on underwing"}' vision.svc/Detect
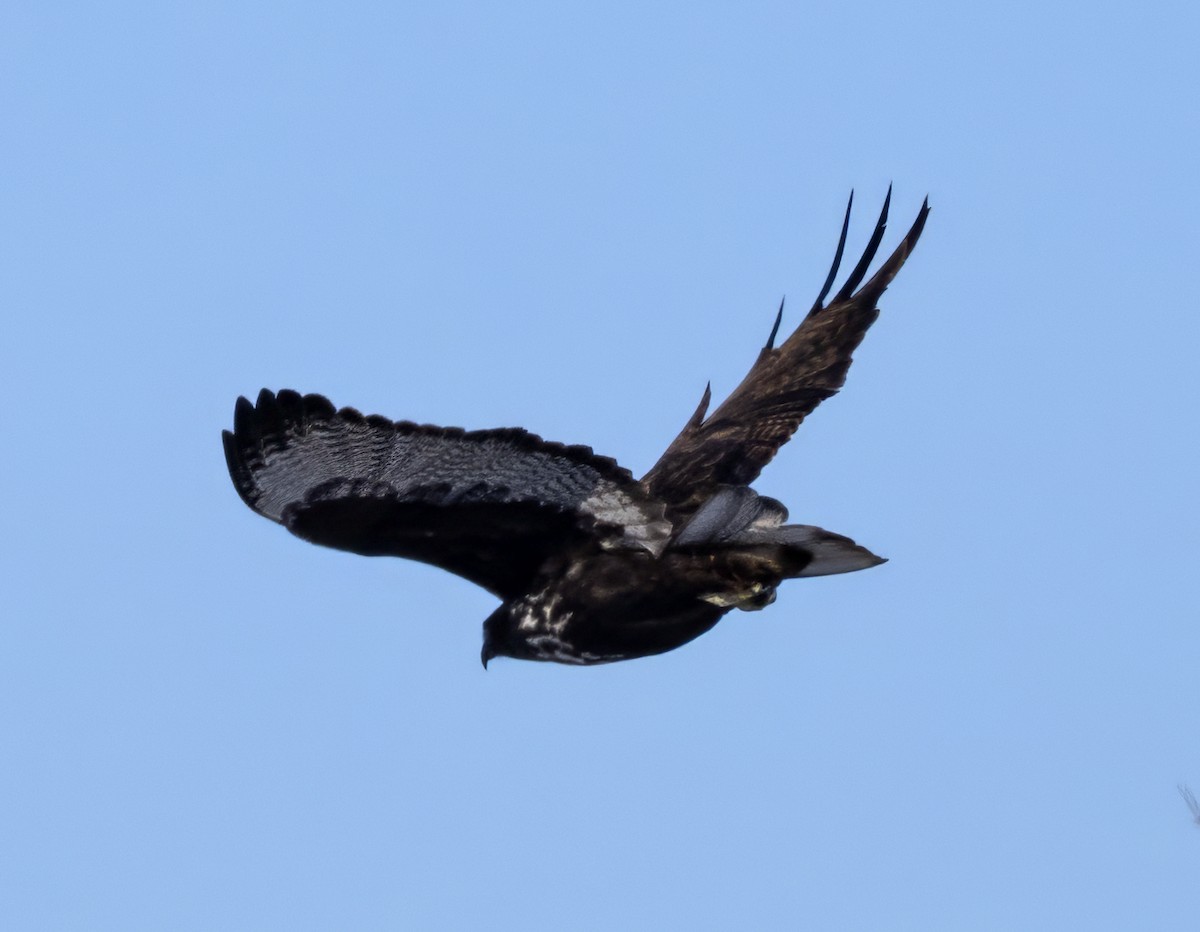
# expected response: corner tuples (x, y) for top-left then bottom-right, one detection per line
(580, 481), (671, 557)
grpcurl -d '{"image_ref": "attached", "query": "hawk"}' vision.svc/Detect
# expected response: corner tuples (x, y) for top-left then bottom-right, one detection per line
(223, 190), (928, 666)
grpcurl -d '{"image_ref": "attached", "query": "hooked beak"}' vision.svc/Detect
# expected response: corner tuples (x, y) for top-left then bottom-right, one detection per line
(481, 644), (492, 670)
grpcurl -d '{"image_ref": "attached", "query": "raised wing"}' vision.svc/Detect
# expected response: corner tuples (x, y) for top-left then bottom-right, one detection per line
(223, 390), (671, 598)
(642, 189), (928, 521)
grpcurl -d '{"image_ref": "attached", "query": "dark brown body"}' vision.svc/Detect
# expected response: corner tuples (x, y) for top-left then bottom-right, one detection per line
(482, 544), (811, 665)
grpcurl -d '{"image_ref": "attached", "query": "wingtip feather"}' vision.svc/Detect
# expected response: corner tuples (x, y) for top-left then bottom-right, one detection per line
(831, 187), (891, 304)
(853, 198), (930, 304)
(810, 192), (854, 313)
(765, 296), (785, 350)
(686, 382), (712, 430)
(222, 427), (258, 508)
(232, 395), (259, 441)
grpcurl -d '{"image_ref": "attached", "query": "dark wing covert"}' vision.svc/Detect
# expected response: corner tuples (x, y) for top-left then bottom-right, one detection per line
(642, 189), (929, 522)
(224, 390), (670, 599)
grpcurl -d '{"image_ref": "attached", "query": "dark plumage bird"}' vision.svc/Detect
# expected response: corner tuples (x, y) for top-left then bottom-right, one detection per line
(223, 190), (928, 666)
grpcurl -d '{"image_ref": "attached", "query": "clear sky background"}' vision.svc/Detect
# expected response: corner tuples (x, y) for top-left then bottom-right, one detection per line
(4, 2), (1198, 929)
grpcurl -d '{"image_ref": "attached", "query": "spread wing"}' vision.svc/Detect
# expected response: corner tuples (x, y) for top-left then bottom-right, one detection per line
(223, 390), (671, 599)
(642, 189), (929, 522)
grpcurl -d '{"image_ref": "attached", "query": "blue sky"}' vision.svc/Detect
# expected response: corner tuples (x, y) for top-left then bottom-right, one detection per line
(4, 1), (1198, 928)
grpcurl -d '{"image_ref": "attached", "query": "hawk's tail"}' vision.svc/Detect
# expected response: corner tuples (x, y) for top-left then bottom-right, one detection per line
(674, 486), (884, 578)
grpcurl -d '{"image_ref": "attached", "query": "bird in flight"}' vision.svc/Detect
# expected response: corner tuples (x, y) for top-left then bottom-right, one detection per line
(223, 189), (928, 667)
(1180, 785), (1200, 826)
